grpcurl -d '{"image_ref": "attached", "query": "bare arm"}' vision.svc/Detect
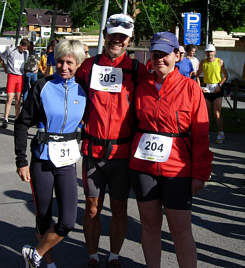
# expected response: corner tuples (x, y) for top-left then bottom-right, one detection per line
(219, 59), (228, 86)
(196, 60), (203, 87)
(0, 56), (7, 73)
(214, 59), (228, 93)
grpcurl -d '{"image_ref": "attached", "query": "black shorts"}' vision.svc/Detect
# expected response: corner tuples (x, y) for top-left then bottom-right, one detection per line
(129, 169), (192, 210)
(204, 88), (224, 101)
(82, 157), (130, 200)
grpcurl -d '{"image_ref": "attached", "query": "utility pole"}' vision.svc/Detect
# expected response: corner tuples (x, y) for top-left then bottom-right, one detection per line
(123, 0), (128, 14)
(206, 0), (210, 45)
(0, 0), (7, 34)
(97, 0), (109, 54)
(15, 0), (25, 46)
(50, 2), (57, 41)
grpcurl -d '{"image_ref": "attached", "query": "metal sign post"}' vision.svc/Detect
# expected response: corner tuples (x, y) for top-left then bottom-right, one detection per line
(206, 0), (210, 45)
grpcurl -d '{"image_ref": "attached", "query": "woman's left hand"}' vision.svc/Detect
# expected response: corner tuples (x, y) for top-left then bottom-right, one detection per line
(192, 179), (205, 195)
(17, 166), (31, 182)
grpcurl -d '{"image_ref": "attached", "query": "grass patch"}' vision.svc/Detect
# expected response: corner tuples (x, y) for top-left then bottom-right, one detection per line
(209, 107), (245, 133)
(81, 24), (100, 35)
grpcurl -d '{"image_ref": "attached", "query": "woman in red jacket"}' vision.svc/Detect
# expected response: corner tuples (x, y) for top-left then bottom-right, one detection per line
(129, 32), (213, 268)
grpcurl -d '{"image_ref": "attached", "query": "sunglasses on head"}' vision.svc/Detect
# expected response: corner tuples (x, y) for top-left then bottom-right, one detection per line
(107, 19), (133, 29)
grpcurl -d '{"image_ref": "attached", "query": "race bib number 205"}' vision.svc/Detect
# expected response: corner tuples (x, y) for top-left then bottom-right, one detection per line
(134, 133), (173, 162)
(90, 64), (123, 92)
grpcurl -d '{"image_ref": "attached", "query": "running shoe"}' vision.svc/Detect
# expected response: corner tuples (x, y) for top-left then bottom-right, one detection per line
(216, 132), (225, 144)
(1, 119), (8, 129)
(107, 259), (122, 268)
(87, 258), (100, 268)
(22, 245), (40, 268)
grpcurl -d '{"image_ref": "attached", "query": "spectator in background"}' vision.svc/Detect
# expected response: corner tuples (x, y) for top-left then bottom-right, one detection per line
(175, 46), (194, 77)
(39, 45), (53, 77)
(84, 44), (90, 58)
(45, 39), (59, 76)
(196, 44), (228, 144)
(23, 41), (40, 101)
(186, 44), (199, 78)
(0, 38), (29, 129)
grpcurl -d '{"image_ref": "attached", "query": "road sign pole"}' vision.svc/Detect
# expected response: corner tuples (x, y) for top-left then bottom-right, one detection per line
(206, 0), (210, 45)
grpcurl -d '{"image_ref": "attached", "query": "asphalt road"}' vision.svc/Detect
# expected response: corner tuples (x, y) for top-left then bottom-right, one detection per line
(0, 69), (244, 267)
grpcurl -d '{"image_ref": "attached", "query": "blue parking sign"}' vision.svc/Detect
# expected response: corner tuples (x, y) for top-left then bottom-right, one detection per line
(184, 13), (201, 45)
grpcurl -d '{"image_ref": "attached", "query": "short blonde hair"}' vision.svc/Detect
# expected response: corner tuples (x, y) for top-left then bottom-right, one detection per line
(54, 39), (85, 65)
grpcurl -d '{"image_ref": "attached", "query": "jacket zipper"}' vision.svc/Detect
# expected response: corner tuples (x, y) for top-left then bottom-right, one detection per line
(106, 93), (111, 139)
(61, 80), (68, 134)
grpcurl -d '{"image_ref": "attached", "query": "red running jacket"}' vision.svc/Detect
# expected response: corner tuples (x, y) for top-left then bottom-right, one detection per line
(76, 52), (147, 159)
(129, 68), (213, 181)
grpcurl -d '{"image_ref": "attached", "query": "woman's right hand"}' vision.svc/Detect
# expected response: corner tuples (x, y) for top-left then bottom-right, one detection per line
(17, 166), (31, 182)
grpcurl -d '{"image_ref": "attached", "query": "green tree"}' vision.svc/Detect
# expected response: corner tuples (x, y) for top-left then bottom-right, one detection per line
(70, 0), (245, 45)
(0, 0), (27, 32)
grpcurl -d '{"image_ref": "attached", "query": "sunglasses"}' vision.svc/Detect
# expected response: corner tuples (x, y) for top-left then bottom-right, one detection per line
(107, 19), (133, 29)
(152, 51), (168, 60)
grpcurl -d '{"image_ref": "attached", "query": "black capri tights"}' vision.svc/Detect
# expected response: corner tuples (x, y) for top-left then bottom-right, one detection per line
(30, 158), (78, 237)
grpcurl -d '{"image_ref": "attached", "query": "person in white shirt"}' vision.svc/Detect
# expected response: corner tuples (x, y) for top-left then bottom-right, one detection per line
(0, 38), (29, 128)
(186, 44), (199, 79)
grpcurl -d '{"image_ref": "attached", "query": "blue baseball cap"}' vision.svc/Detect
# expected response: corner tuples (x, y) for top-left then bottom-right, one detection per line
(150, 32), (179, 54)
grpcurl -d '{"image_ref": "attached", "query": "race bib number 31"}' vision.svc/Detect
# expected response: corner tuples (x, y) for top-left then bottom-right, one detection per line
(90, 64), (123, 92)
(49, 139), (81, 167)
(134, 133), (173, 162)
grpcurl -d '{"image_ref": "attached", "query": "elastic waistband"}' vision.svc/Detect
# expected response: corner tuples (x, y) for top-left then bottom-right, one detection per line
(37, 132), (79, 144)
(84, 133), (132, 145)
(137, 128), (189, 138)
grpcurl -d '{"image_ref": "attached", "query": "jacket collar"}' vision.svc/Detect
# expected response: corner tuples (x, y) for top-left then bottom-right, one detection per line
(53, 73), (75, 86)
(100, 51), (127, 67)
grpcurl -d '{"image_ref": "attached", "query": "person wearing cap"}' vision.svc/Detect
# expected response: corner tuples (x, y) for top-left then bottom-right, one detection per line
(196, 44), (228, 144)
(175, 45), (194, 77)
(129, 32), (213, 268)
(75, 13), (147, 268)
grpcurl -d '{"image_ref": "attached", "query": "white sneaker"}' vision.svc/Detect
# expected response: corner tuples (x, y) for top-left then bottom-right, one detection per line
(22, 245), (40, 268)
(216, 132), (225, 144)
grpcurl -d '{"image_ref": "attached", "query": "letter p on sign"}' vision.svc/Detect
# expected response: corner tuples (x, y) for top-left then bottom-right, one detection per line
(187, 14), (200, 30)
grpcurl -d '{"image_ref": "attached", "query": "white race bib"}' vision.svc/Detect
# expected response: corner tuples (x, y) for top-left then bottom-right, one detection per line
(14, 59), (24, 71)
(206, 83), (218, 93)
(134, 133), (173, 162)
(48, 139), (81, 167)
(90, 64), (123, 92)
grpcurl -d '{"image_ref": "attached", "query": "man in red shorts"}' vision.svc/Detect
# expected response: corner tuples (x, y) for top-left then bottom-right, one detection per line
(0, 38), (29, 128)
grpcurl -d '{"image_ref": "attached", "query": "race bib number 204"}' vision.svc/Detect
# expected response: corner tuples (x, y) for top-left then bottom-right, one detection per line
(134, 133), (173, 162)
(90, 64), (123, 92)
